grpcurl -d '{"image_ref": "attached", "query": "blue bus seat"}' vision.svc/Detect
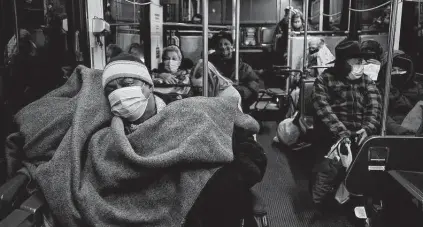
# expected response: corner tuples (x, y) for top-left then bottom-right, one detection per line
(298, 78), (316, 134)
(345, 136), (423, 197)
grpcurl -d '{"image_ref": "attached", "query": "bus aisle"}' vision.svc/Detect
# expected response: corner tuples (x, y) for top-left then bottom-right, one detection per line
(254, 121), (356, 227)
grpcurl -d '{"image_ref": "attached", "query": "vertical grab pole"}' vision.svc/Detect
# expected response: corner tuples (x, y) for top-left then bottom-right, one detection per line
(232, 0), (236, 41)
(235, 0), (240, 82)
(202, 0), (209, 97)
(347, 0), (352, 33)
(381, 0), (399, 136)
(319, 0), (324, 31)
(302, 0), (309, 73)
(12, 0), (20, 53)
(286, 0), (292, 94)
(286, 0), (292, 68)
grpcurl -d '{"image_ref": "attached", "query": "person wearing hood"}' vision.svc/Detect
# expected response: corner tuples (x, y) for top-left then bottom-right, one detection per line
(312, 40), (383, 156)
(209, 31), (261, 112)
(151, 45), (191, 97)
(366, 42), (423, 135)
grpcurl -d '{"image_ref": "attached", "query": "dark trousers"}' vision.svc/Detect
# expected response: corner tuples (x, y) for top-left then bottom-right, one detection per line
(185, 133), (267, 227)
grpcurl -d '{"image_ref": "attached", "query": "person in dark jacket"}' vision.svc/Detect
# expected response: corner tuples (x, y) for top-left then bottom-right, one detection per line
(312, 40), (383, 156)
(106, 44), (123, 63)
(361, 40), (423, 135)
(128, 43), (145, 63)
(375, 50), (423, 135)
(209, 31), (261, 112)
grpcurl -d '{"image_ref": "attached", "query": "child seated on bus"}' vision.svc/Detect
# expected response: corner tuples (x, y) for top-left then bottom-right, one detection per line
(151, 45), (191, 98)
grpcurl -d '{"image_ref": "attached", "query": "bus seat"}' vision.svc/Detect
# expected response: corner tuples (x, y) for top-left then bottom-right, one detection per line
(180, 36), (204, 65)
(20, 191), (45, 216)
(0, 172), (30, 219)
(288, 35), (346, 70)
(298, 78), (316, 134)
(0, 209), (32, 227)
(345, 136), (423, 197)
(359, 34), (389, 53)
(116, 32), (140, 52)
(0, 191), (45, 227)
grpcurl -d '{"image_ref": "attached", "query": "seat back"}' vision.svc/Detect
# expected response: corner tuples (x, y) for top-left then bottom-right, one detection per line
(345, 136), (423, 197)
(299, 78), (316, 118)
(359, 34), (389, 53)
(288, 35), (346, 70)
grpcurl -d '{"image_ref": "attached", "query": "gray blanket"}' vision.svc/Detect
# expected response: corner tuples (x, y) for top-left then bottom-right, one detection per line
(9, 65), (260, 226)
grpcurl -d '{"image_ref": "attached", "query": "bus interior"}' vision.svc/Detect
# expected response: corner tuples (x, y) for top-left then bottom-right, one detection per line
(0, 0), (423, 226)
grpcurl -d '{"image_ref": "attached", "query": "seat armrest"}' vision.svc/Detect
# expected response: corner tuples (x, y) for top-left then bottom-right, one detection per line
(299, 115), (314, 134)
(20, 191), (45, 214)
(0, 173), (30, 218)
(0, 209), (32, 227)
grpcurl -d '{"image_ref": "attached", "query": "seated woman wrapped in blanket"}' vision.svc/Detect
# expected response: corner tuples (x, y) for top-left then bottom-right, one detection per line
(4, 54), (267, 227)
(151, 45), (192, 103)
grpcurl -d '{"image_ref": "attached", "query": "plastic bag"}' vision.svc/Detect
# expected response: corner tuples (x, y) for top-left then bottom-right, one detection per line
(276, 111), (300, 146)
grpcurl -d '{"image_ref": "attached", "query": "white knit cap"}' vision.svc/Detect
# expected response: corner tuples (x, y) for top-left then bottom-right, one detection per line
(102, 60), (153, 88)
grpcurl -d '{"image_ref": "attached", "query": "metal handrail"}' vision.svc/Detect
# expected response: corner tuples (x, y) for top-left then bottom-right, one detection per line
(357, 30), (388, 34)
(286, 0), (292, 68)
(303, 0), (310, 73)
(381, 0), (399, 136)
(164, 22), (231, 29)
(109, 23), (140, 26)
(202, 0), (209, 97)
(172, 30), (223, 34)
(12, 0), (19, 55)
(292, 31), (349, 35)
(234, 0), (240, 82)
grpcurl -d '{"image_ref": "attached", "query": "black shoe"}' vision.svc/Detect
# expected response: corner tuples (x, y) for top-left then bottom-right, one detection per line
(242, 212), (270, 227)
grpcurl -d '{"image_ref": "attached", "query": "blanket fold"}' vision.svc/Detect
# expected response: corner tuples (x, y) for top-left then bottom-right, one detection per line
(10, 65), (259, 227)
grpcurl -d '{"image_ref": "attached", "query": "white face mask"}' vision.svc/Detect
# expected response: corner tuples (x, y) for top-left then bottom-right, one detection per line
(108, 86), (149, 122)
(164, 60), (180, 73)
(363, 62), (381, 81)
(348, 64), (364, 80)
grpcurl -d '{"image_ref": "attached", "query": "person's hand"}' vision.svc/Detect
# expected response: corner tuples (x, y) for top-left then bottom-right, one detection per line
(159, 73), (178, 84)
(356, 129), (368, 146)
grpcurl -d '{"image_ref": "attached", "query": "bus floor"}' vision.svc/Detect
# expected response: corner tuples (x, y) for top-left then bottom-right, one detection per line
(252, 121), (357, 227)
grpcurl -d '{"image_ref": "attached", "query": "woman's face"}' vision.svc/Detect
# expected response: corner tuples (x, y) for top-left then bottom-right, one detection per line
(163, 50), (181, 73)
(216, 38), (233, 60)
(292, 17), (302, 29)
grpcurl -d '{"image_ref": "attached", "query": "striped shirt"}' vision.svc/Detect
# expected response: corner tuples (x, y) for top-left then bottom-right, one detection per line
(312, 70), (382, 140)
